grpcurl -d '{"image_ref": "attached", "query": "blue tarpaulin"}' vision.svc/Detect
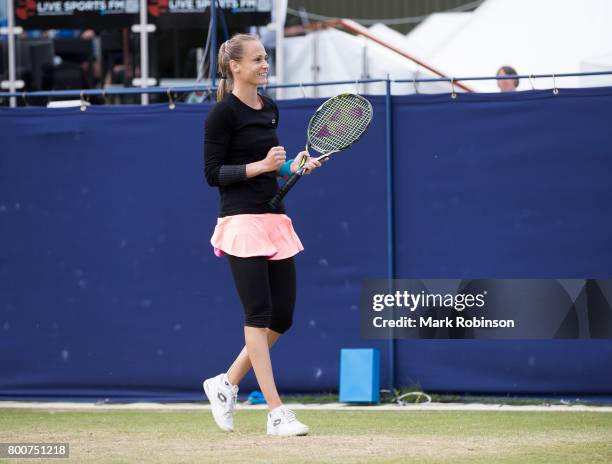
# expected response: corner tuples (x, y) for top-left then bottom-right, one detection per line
(1, 87), (612, 400)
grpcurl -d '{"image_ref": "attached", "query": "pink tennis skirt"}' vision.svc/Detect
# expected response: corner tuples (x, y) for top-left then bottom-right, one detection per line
(210, 213), (304, 260)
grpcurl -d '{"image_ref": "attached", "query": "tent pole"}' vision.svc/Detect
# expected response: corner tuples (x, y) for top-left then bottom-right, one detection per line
(311, 32), (318, 97)
(275, 0), (284, 100)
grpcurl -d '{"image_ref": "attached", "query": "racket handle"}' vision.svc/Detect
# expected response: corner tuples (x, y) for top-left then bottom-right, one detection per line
(269, 168), (304, 210)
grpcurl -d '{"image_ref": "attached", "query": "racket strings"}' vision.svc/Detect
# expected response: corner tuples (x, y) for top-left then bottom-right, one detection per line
(308, 95), (372, 153)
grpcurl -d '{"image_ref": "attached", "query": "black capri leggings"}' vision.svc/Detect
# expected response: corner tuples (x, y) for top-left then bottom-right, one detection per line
(227, 255), (296, 334)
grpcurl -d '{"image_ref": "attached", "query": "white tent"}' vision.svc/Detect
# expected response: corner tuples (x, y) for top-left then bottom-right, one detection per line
(366, 23), (436, 85)
(400, 13), (472, 60)
(281, 27), (452, 99)
(426, 0), (612, 92)
(580, 52), (612, 87)
(366, 18), (475, 93)
(367, 23), (416, 56)
(279, 0), (611, 97)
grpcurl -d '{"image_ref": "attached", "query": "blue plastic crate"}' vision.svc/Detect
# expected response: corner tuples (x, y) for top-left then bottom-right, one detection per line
(339, 348), (380, 403)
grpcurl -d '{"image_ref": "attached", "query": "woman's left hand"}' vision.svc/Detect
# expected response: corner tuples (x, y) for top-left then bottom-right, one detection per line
(291, 151), (324, 175)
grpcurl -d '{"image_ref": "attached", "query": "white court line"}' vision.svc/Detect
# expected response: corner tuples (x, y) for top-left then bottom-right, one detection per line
(1, 401), (611, 413)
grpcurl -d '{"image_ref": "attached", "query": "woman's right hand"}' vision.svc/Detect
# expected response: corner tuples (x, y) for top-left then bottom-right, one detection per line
(260, 146), (286, 173)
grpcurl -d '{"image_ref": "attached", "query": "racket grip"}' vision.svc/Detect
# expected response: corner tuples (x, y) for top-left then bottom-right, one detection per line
(269, 169), (304, 210)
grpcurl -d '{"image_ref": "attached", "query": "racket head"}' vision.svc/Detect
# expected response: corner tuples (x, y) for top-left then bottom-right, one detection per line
(306, 94), (373, 155)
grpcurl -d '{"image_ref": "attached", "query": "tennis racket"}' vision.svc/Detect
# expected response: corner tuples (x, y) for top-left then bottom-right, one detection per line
(268, 93), (373, 210)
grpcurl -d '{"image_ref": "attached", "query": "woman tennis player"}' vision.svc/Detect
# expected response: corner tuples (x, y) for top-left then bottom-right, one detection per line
(202, 34), (322, 437)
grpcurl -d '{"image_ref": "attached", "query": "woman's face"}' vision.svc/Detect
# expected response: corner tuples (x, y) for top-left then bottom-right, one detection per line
(231, 40), (269, 87)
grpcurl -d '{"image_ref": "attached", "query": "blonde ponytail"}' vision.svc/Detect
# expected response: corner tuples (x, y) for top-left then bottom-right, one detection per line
(216, 34), (259, 102)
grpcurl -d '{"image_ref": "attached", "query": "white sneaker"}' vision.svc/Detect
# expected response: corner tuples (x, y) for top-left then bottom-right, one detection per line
(203, 373), (238, 432)
(267, 406), (309, 436)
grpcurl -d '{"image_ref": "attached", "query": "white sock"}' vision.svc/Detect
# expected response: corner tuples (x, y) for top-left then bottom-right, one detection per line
(269, 405), (284, 415)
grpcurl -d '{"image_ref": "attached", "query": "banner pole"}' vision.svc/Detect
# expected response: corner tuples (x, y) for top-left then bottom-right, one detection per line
(210, 0), (217, 90)
(139, 0), (149, 105)
(7, 0), (17, 107)
(275, 0), (284, 100)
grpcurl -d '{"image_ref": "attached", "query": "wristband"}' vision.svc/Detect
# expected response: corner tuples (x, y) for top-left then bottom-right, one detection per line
(279, 159), (294, 178)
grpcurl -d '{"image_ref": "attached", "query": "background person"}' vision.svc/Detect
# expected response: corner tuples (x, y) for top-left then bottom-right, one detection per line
(496, 65), (519, 91)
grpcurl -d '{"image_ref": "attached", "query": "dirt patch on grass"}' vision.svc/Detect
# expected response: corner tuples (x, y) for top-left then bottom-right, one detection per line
(5, 428), (601, 464)
(2, 410), (611, 464)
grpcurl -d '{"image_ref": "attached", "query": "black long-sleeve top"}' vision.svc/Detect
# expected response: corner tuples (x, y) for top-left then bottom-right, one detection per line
(204, 93), (285, 217)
